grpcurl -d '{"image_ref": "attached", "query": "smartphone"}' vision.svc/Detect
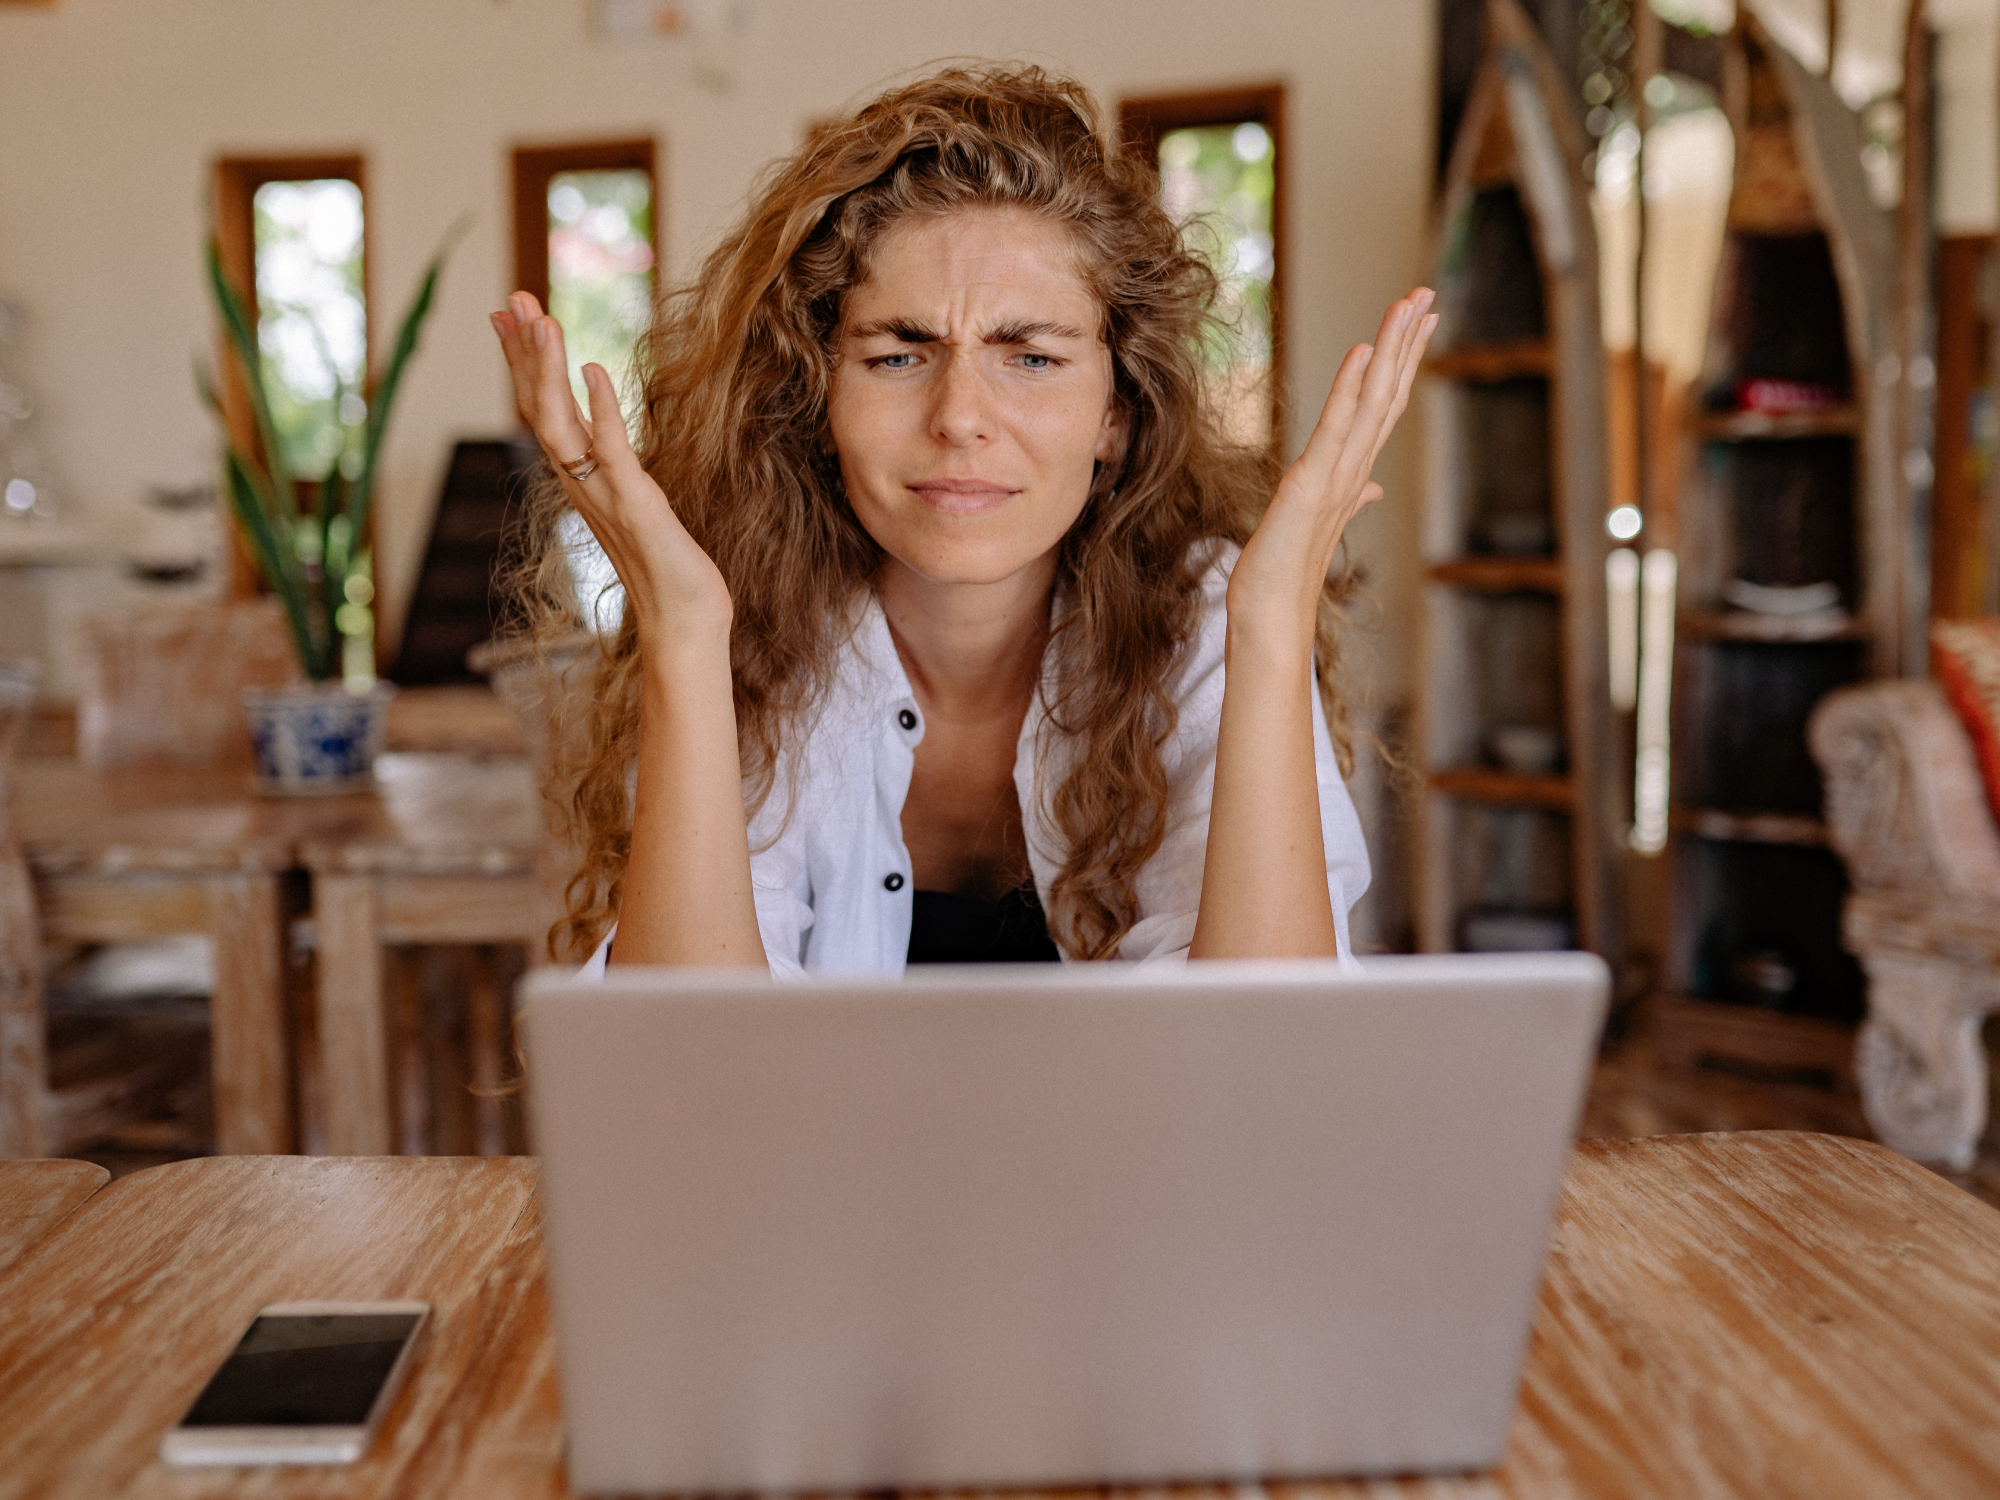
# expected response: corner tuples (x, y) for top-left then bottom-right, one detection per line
(159, 1301), (430, 1466)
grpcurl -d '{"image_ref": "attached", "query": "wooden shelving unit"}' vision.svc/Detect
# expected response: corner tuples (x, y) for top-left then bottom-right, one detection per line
(1414, 0), (1616, 960)
(1659, 16), (1900, 1028)
(1690, 407), (1860, 440)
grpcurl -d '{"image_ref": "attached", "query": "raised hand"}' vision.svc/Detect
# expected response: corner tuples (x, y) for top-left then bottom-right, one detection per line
(1190, 287), (1436, 961)
(1230, 287), (1437, 638)
(491, 293), (731, 644)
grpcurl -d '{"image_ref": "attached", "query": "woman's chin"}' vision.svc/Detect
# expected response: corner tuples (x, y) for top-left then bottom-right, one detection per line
(880, 537), (1060, 592)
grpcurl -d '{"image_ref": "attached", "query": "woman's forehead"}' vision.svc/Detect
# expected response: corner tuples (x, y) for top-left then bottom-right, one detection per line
(844, 206), (1100, 334)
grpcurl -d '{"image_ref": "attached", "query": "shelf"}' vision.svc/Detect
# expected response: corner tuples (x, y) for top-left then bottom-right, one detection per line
(1672, 806), (1827, 846)
(1679, 609), (1869, 643)
(1691, 406), (1858, 441)
(1424, 340), (1552, 382)
(1428, 767), (1574, 809)
(1426, 556), (1564, 593)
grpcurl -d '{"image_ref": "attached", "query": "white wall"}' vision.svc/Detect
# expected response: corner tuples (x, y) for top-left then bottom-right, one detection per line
(1934, 0), (1999, 234)
(0, 0), (1436, 697)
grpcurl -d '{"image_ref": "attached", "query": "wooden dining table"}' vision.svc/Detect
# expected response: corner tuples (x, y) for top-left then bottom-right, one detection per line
(11, 751), (537, 1157)
(0, 1156), (104, 1276)
(1, 1131), (1998, 1499)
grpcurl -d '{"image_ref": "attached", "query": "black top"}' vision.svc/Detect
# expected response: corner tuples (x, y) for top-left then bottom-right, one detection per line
(907, 884), (1062, 965)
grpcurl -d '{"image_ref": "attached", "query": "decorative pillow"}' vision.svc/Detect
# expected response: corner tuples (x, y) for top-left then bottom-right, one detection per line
(1931, 618), (2000, 825)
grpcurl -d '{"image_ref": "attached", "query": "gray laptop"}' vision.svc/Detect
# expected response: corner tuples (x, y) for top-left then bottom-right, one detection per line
(521, 952), (1608, 1494)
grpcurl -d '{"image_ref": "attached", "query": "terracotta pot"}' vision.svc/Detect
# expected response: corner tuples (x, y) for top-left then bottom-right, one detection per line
(242, 681), (395, 796)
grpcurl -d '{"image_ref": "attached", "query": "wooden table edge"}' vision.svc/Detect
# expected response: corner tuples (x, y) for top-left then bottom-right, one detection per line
(0, 1159), (112, 1283)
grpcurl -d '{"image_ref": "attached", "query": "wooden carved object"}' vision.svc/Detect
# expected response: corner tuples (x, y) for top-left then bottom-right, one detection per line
(1810, 679), (2000, 1168)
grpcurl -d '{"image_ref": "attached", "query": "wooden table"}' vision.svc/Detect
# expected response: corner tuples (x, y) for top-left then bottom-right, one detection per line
(0, 1157), (105, 1276)
(0, 1132), (1997, 1498)
(12, 754), (537, 1158)
(15, 761), (329, 1155)
(297, 753), (541, 1157)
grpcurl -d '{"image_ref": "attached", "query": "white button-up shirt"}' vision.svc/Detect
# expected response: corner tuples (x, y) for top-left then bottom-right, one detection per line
(583, 542), (1369, 977)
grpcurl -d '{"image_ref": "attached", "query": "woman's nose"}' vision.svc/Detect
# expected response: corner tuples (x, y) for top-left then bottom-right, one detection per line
(929, 351), (991, 446)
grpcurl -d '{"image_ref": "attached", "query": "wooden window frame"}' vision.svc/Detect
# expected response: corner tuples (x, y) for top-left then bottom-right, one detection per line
(509, 137), (660, 311)
(1932, 235), (1991, 622)
(213, 153), (369, 595)
(1118, 85), (1288, 452)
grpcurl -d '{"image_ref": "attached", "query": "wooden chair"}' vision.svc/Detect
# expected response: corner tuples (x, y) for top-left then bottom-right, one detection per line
(0, 661), (47, 1157)
(470, 632), (598, 955)
(29, 602), (301, 1158)
(1809, 679), (2000, 1170)
(75, 600), (296, 769)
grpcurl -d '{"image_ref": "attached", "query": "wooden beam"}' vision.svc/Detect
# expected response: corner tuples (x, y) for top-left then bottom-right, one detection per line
(1117, 85), (1288, 457)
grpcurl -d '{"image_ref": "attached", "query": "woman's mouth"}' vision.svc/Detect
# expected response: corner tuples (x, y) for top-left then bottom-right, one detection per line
(907, 478), (1019, 516)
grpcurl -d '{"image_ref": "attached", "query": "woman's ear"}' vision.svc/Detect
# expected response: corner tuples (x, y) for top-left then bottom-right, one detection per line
(1094, 394), (1128, 465)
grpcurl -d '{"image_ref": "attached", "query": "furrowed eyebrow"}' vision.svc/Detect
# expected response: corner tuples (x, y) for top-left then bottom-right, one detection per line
(847, 317), (943, 343)
(844, 317), (1089, 345)
(984, 319), (1087, 345)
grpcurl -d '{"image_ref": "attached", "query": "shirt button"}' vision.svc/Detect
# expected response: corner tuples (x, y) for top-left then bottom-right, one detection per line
(883, 873), (905, 892)
(897, 708), (917, 731)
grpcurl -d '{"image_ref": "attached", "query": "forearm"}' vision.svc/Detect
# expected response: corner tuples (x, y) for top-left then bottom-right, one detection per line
(606, 629), (767, 967)
(1188, 611), (1340, 960)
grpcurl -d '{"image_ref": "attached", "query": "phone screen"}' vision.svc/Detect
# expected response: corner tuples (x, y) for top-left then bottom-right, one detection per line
(178, 1312), (424, 1429)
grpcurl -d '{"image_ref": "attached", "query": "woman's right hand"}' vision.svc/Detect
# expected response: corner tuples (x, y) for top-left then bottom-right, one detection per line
(491, 292), (732, 644)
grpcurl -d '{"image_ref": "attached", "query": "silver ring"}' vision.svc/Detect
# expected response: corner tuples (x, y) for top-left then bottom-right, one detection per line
(559, 449), (599, 482)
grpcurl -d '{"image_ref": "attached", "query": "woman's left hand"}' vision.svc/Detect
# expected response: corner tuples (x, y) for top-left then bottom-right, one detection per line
(1191, 287), (1434, 961)
(1230, 287), (1436, 641)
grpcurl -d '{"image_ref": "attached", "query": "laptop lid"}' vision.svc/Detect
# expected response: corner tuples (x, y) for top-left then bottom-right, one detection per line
(521, 952), (1608, 1494)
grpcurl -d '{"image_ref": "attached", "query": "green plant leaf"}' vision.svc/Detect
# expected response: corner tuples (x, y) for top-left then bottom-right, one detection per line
(318, 461), (349, 661)
(204, 240), (294, 508)
(193, 357), (222, 419)
(225, 449), (325, 676)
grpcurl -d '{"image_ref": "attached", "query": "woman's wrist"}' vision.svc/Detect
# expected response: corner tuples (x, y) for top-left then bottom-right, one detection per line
(635, 612), (735, 699)
(1222, 581), (1318, 671)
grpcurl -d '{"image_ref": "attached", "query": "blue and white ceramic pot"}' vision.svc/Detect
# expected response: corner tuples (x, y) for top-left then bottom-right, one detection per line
(242, 681), (395, 796)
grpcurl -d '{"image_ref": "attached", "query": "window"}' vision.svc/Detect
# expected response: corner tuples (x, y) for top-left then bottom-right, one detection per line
(512, 140), (658, 632)
(214, 154), (368, 596)
(1120, 87), (1285, 451)
(511, 139), (659, 410)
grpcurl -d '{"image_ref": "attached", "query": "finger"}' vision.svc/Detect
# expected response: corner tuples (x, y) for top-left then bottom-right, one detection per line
(581, 362), (640, 466)
(490, 310), (541, 425)
(1351, 296), (1429, 439)
(1397, 311), (1439, 409)
(1395, 293), (1437, 389)
(1330, 303), (1416, 474)
(1288, 288), (1429, 494)
(1360, 310), (1438, 476)
(505, 290), (573, 423)
(524, 314), (594, 469)
(1296, 343), (1376, 475)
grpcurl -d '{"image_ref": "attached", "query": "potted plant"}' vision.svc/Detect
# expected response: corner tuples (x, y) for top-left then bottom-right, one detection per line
(199, 229), (454, 794)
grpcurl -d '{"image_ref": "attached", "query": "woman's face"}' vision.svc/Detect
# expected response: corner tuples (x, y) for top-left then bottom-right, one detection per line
(827, 206), (1122, 589)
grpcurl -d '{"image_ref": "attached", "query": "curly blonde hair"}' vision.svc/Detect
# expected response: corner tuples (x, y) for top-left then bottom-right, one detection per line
(517, 62), (1353, 962)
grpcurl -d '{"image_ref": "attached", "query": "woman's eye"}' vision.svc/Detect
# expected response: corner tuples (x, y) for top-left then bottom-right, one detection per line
(877, 352), (917, 370)
(1017, 353), (1054, 370)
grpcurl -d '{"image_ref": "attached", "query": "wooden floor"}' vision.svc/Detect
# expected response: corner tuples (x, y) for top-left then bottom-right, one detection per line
(1583, 1013), (2000, 1212)
(42, 991), (2000, 1210)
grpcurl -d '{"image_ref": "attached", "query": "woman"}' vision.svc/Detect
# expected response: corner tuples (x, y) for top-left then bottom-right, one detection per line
(493, 65), (1434, 974)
